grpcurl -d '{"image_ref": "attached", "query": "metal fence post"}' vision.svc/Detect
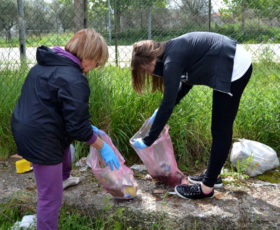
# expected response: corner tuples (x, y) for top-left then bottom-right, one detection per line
(114, 0), (118, 66)
(17, 0), (26, 64)
(108, 0), (112, 44)
(208, 0), (211, 32)
(84, 0), (88, 28)
(148, 6), (152, 40)
(74, 0), (87, 32)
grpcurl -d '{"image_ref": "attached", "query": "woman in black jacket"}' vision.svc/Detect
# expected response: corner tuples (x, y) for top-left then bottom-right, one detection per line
(11, 28), (120, 229)
(131, 32), (252, 199)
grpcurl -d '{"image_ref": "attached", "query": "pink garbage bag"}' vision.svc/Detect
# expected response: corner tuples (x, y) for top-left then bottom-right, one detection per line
(88, 132), (137, 199)
(130, 119), (187, 187)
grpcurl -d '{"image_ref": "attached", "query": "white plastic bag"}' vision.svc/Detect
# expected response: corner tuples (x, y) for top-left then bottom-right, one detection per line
(11, 214), (36, 230)
(230, 139), (279, 177)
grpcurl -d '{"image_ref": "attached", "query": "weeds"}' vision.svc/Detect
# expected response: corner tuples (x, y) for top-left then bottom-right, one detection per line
(0, 62), (279, 173)
(1, 197), (142, 230)
(0, 198), (34, 230)
(220, 156), (257, 186)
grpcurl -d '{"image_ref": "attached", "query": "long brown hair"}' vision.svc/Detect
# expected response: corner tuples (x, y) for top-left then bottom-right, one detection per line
(131, 40), (166, 94)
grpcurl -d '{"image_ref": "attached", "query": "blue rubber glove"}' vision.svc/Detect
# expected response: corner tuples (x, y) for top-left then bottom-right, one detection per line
(91, 125), (105, 135)
(149, 108), (158, 124)
(99, 142), (120, 171)
(132, 138), (147, 150)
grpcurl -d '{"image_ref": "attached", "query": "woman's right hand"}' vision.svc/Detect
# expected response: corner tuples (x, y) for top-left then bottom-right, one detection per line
(91, 125), (105, 135)
(98, 142), (120, 171)
(132, 138), (147, 150)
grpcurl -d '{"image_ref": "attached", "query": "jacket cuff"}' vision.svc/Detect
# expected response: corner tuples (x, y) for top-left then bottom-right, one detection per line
(143, 136), (153, 147)
(87, 133), (97, 145)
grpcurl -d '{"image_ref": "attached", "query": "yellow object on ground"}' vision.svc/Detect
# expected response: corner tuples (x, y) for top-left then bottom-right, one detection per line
(16, 159), (32, 173)
(123, 186), (137, 197)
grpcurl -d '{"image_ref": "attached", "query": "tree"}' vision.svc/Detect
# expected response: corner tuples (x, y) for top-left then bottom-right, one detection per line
(221, 0), (280, 31)
(0, 0), (17, 40)
(51, 0), (74, 32)
(59, 3), (75, 32)
(133, 0), (168, 38)
(180, 0), (209, 16)
(24, 0), (54, 35)
(88, 0), (108, 32)
(222, 0), (280, 20)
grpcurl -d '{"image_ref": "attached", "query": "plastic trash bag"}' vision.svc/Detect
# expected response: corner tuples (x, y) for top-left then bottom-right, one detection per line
(70, 144), (75, 162)
(87, 132), (137, 199)
(11, 214), (36, 230)
(130, 119), (187, 187)
(230, 138), (279, 177)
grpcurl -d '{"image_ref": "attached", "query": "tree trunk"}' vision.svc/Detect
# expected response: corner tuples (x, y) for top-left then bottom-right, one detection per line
(17, 0), (26, 64)
(116, 12), (121, 33)
(148, 7), (152, 39)
(6, 30), (11, 41)
(74, 0), (87, 32)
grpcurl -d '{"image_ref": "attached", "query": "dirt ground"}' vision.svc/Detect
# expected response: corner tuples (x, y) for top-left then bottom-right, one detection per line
(1, 157), (280, 230)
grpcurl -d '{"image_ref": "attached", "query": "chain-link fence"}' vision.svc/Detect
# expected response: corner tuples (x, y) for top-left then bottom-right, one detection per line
(1, 0), (280, 68)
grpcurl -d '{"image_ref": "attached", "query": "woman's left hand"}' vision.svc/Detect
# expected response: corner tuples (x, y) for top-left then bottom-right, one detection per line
(132, 138), (147, 149)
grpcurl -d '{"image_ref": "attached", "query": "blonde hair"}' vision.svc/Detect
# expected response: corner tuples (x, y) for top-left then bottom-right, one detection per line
(131, 40), (165, 94)
(65, 28), (108, 67)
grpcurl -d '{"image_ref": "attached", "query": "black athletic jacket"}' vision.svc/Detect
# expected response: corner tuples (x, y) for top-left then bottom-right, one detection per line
(143, 32), (237, 146)
(11, 46), (94, 164)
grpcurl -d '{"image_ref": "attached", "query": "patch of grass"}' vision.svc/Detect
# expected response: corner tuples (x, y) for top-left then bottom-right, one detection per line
(0, 32), (74, 48)
(0, 199), (34, 229)
(257, 168), (280, 184)
(0, 67), (28, 159)
(221, 165), (249, 186)
(0, 197), (170, 230)
(58, 203), (128, 230)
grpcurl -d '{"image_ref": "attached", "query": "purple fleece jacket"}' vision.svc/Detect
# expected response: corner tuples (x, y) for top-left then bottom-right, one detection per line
(52, 46), (97, 145)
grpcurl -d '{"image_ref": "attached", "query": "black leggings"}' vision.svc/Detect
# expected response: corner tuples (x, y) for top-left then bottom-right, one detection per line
(202, 65), (253, 187)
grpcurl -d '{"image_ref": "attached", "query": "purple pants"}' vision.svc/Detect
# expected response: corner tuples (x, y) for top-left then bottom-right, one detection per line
(33, 146), (72, 230)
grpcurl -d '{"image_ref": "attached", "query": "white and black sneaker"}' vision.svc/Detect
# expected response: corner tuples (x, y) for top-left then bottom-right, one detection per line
(175, 184), (214, 199)
(188, 170), (223, 188)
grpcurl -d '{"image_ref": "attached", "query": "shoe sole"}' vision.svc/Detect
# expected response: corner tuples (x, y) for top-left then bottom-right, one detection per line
(174, 186), (189, 199)
(174, 186), (214, 200)
(188, 177), (223, 189)
(63, 178), (80, 190)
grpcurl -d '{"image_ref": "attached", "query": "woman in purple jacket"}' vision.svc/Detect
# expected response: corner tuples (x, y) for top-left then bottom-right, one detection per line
(12, 28), (120, 229)
(131, 32), (252, 199)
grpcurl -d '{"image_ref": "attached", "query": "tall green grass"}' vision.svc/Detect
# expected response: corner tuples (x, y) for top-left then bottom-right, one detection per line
(0, 63), (279, 172)
(86, 63), (280, 170)
(0, 67), (28, 158)
(0, 200), (123, 230)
